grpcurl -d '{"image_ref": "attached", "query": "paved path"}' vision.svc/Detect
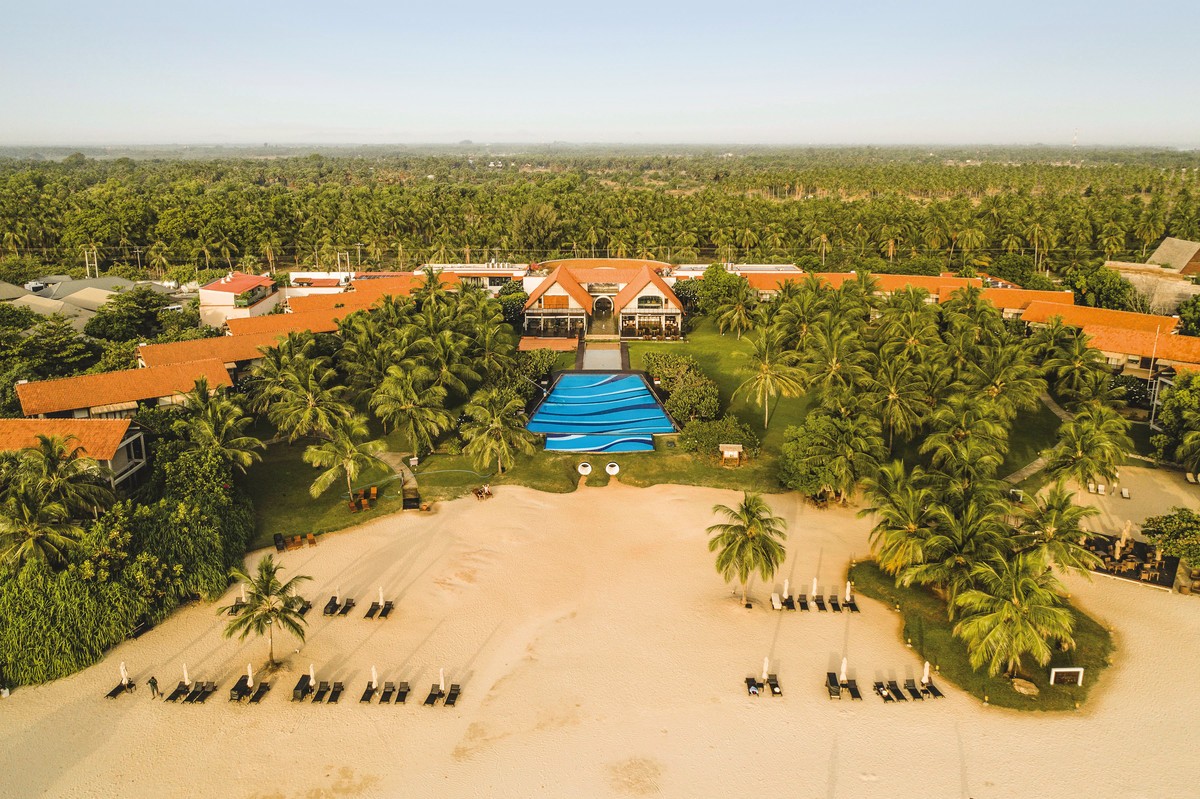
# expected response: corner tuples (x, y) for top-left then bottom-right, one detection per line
(581, 345), (622, 370)
(1002, 394), (1072, 484)
(1040, 391), (1072, 422)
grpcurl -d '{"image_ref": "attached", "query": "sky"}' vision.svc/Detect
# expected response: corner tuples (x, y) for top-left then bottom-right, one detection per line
(2, 0), (1197, 146)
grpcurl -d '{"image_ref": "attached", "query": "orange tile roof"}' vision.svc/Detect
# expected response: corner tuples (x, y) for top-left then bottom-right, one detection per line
(200, 272), (275, 294)
(1022, 302), (1178, 334)
(612, 267), (684, 314)
(16, 360), (232, 417)
(138, 331), (285, 367)
(1082, 325), (1200, 366)
(292, 277), (342, 288)
(0, 418), (133, 460)
(226, 307), (366, 336)
(287, 275), (457, 313)
(524, 266), (594, 313)
(938, 287), (1076, 310)
(518, 337), (579, 352)
(540, 258), (671, 271)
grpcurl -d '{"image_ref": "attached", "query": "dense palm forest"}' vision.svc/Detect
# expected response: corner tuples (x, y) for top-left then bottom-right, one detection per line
(1, 148), (1199, 282)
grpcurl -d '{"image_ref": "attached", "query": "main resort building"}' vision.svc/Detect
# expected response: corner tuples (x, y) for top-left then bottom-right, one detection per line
(521, 259), (684, 339)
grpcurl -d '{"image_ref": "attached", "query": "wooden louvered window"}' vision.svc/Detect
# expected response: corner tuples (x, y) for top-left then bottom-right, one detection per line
(542, 295), (568, 309)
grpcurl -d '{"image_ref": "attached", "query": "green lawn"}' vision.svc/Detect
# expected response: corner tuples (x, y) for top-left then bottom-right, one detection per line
(850, 561), (1113, 711)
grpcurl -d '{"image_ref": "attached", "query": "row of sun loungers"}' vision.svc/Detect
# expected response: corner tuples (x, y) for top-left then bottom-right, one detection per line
(274, 533), (318, 551)
(744, 675), (783, 697)
(1087, 483), (1131, 499)
(321, 597), (394, 618)
(771, 593), (860, 613)
(871, 678), (944, 702)
(159, 680), (218, 704)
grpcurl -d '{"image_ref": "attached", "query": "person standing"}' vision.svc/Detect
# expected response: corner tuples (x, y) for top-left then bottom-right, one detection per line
(147, 676), (159, 699)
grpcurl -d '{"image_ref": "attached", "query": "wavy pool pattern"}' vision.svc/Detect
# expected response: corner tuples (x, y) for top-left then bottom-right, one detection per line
(528, 374), (674, 452)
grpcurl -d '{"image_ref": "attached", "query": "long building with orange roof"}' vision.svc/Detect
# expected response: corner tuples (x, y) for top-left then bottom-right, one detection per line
(226, 307), (366, 337)
(1021, 302), (1178, 335)
(286, 273), (460, 314)
(16, 360), (233, 419)
(0, 418), (147, 487)
(937, 287), (1076, 319)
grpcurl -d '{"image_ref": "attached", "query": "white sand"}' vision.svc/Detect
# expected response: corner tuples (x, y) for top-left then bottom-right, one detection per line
(1, 483), (1198, 799)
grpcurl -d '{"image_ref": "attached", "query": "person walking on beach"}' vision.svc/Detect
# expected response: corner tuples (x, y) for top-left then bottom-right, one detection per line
(148, 676), (159, 699)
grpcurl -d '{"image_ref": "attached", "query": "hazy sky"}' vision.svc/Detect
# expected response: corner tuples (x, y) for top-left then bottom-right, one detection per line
(2, 0), (1197, 146)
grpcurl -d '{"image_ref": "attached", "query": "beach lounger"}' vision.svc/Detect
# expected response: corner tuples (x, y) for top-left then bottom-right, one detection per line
(328, 682), (344, 704)
(1121, 488), (1130, 499)
(380, 682), (395, 703)
(925, 681), (945, 699)
(359, 498), (370, 512)
(365, 602), (380, 619)
(874, 682), (894, 702)
(744, 677), (762, 696)
(360, 683), (377, 703)
(196, 682), (216, 703)
(770, 593), (783, 611)
(814, 596), (827, 612)
(379, 601), (394, 619)
(1188, 473), (1197, 484)
(307, 533), (317, 547)
(273, 533), (286, 552)
(293, 535), (304, 549)
(797, 594), (809, 611)
(311, 681), (330, 703)
(228, 598), (246, 616)
(845, 598), (860, 613)
(782, 595), (796, 610)
(184, 683), (205, 703)
(829, 595), (841, 612)
(323, 597), (340, 616)
(105, 681), (130, 699)
(887, 681), (907, 702)
(445, 684), (461, 707)
(843, 679), (862, 700)
(229, 675), (250, 702)
(338, 599), (356, 616)
(904, 679), (924, 701)
(369, 486), (378, 502)
(1087, 482), (1096, 493)
(424, 685), (444, 706)
(826, 672), (841, 699)
(249, 682), (270, 704)
(1097, 484), (1106, 496)
(297, 599), (313, 618)
(396, 682), (410, 704)
(165, 681), (189, 702)
(767, 674), (782, 697)
(292, 674), (312, 701)
(348, 501), (359, 513)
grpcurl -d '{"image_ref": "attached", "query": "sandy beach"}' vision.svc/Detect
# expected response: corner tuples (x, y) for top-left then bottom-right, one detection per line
(2, 482), (1197, 799)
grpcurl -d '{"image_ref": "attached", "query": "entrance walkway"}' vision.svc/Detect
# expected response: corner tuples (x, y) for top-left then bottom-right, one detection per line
(581, 344), (622, 370)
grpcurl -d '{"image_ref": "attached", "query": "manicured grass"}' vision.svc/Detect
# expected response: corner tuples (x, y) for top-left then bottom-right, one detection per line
(1126, 421), (1157, 461)
(627, 318), (813, 452)
(554, 351), (577, 371)
(849, 561), (1113, 711)
(998, 398), (1062, 476)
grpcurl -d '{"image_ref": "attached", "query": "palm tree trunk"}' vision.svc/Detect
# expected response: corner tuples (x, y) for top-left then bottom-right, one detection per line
(346, 472), (354, 501)
(764, 399), (770, 431)
(740, 582), (747, 605)
(268, 624), (275, 667)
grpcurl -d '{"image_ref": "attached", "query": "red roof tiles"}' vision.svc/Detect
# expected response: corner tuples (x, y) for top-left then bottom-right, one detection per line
(0, 418), (133, 461)
(1022, 302), (1178, 334)
(16, 360), (233, 417)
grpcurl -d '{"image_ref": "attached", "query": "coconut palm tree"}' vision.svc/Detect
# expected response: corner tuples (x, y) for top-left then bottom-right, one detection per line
(706, 492), (788, 605)
(268, 356), (353, 442)
(859, 462), (938, 576)
(904, 497), (1007, 615)
(714, 280), (758, 339)
(370, 367), (453, 457)
(798, 412), (884, 503)
(967, 342), (1046, 421)
(920, 395), (1009, 482)
(0, 488), (83, 568)
(13, 434), (112, 517)
(953, 553), (1075, 677)
(1016, 484), (1102, 575)
(417, 329), (481, 399)
(1046, 402), (1131, 487)
(303, 416), (388, 500)
(734, 328), (805, 430)
(866, 357), (927, 448)
(176, 380), (263, 474)
(460, 389), (538, 474)
(221, 554), (312, 667)
(1043, 331), (1111, 407)
(804, 318), (869, 397)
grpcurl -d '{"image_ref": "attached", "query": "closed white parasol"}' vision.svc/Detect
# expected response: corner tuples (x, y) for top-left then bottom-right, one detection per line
(840, 657), (847, 683)
(783, 579), (789, 599)
(309, 663), (316, 684)
(182, 663), (191, 687)
(439, 668), (445, 693)
(247, 663), (254, 689)
(845, 581), (852, 603)
(120, 662), (129, 685)
(371, 666), (378, 690)
(922, 661), (931, 686)
(762, 657), (769, 681)
(812, 577), (818, 597)
(240, 583), (246, 603)
(378, 586), (384, 606)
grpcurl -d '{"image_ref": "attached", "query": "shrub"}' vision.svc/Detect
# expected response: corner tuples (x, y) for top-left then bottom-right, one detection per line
(664, 370), (719, 422)
(642, 351), (700, 392)
(679, 415), (759, 458)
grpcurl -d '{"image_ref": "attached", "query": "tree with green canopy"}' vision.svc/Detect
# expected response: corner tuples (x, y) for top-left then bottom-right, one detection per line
(221, 554), (312, 667)
(706, 492), (788, 605)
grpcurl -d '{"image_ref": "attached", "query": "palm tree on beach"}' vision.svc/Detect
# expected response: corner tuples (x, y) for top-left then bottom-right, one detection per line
(706, 492), (788, 605)
(459, 389), (538, 475)
(370, 367), (453, 457)
(1016, 484), (1102, 575)
(303, 416), (387, 500)
(860, 461), (938, 576)
(222, 554), (312, 668)
(734, 327), (805, 430)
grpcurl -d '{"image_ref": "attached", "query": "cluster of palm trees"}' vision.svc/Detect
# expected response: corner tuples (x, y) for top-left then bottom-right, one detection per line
(0, 436), (112, 569)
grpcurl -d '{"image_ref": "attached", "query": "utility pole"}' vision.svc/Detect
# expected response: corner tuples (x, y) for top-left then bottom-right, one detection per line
(133, 247), (142, 270)
(84, 247), (98, 278)
(353, 243), (363, 265)
(337, 251), (351, 270)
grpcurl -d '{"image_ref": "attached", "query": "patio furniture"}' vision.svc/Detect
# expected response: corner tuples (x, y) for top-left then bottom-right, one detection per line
(814, 596), (827, 612)
(445, 684), (461, 707)
(887, 681), (907, 702)
(229, 675), (250, 702)
(767, 674), (782, 697)
(328, 682), (344, 703)
(365, 602), (380, 619)
(249, 682), (270, 704)
(379, 601), (394, 619)
(292, 674), (312, 701)
(770, 593), (783, 611)
(273, 533), (286, 552)
(165, 681), (189, 702)
(1121, 488), (1130, 499)
(829, 595), (841, 612)
(338, 598), (356, 616)
(360, 682), (377, 703)
(307, 533), (317, 547)
(826, 673), (842, 699)
(1187, 473), (1197, 484)
(1097, 484), (1106, 496)
(873, 682), (893, 702)
(424, 685), (444, 706)
(782, 595), (796, 610)
(797, 594), (809, 611)
(842, 679), (862, 700)
(904, 679), (924, 701)
(925, 681), (945, 698)
(396, 682), (410, 704)
(745, 677), (762, 696)
(379, 682), (395, 703)
(311, 681), (330, 703)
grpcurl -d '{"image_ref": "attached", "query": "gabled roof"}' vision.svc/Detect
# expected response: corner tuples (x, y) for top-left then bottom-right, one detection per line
(1083, 325), (1200, 366)
(1147, 238), (1200, 272)
(59, 286), (115, 312)
(612, 267), (683, 314)
(42, 277), (135, 300)
(16, 360), (232, 417)
(939, 287), (1076, 311)
(524, 266), (594, 312)
(226, 307), (363, 336)
(200, 272), (275, 294)
(0, 418), (134, 460)
(138, 331), (284, 367)
(1021, 302), (1178, 334)
(0, 280), (29, 300)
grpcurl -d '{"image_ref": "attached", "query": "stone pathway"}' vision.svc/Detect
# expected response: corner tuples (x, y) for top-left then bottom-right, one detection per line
(377, 451), (418, 488)
(1002, 394), (1071, 485)
(581, 345), (622, 370)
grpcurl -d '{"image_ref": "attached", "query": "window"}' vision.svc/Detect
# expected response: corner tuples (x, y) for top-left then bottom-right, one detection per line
(542, 295), (568, 309)
(637, 295), (663, 309)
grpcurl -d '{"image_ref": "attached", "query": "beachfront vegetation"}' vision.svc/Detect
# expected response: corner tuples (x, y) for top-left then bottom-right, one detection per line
(1140, 507), (1200, 566)
(706, 492), (788, 605)
(221, 554), (311, 668)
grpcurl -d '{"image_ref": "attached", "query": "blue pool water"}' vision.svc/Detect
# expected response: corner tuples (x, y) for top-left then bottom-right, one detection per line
(527, 373), (675, 453)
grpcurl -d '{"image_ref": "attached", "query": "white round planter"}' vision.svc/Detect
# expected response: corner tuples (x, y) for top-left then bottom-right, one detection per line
(605, 462), (620, 476)
(577, 462), (593, 476)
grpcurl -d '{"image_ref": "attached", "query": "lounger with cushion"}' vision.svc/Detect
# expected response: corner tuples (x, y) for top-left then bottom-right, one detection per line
(105, 681), (130, 699)
(338, 599), (356, 616)
(1088, 482), (1096, 493)
(307, 533), (317, 547)
(782, 595), (796, 610)
(379, 682), (395, 703)
(770, 593), (783, 611)
(924, 681), (945, 699)
(445, 684), (461, 707)
(424, 685), (444, 706)
(229, 675), (250, 702)
(396, 682), (410, 704)
(829, 595), (841, 612)
(797, 594), (809, 611)
(874, 682), (894, 702)
(196, 682), (217, 703)
(249, 682), (270, 703)
(826, 672), (841, 699)
(292, 674), (312, 701)
(184, 683), (205, 703)
(297, 599), (313, 618)
(328, 682), (344, 704)
(1121, 488), (1130, 499)
(165, 681), (189, 702)
(360, 683), (377, 703)
(767, 674), (782, 697)
(311, 681), (330, 703)
(379, 601), (394, 619)
(365, 602), (380, 619)
(1188, 473), (1197, 484)
(814, 596), (827, 612)
(845, 598), (860, 613)
(323, 597), (340, 616)
(1097, 484), (1106, 495)
(843, 679), (862, 700)
(886, 681), (907, 702)
(228, 598), (246, 616)
(744, 677), (762, 696)
(274, 533), (286, 552)
(904, 679), (924, 701)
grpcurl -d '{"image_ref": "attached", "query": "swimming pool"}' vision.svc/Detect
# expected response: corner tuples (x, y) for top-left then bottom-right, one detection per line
(527, 373), (675, 453)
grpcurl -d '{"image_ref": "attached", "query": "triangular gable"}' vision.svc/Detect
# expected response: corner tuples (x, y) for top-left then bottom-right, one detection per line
(524, 266), (594, 312)
(612, 267), (682, 314)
